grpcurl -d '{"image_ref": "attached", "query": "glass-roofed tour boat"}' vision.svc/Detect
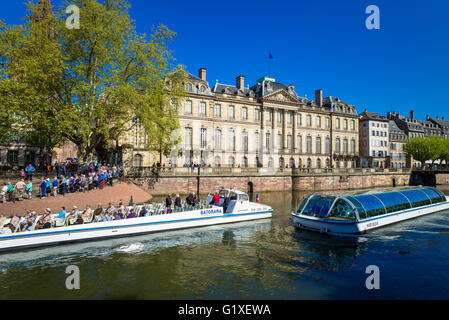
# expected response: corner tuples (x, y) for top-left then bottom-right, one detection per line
(291, 186), (449, 234)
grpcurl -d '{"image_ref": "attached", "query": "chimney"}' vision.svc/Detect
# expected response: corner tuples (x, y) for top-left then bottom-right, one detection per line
(426, 114), (429, 120)
(387, 112), (391, 119)
(315, 89), (323, 108)
(437, 116), (439, 120)
(236, 75), (245, 90)
(199, 68), (207, 81)
(410, 110), (414, 120)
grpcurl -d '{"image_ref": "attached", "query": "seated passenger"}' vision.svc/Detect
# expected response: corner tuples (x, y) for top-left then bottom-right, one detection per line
(21, 219), (35, 232)
(93, 203), (103, 217)
(67, 206), (79, 222)
(57, 206), (67, 219)
(114, 211), (122, 220)
(127, 209), (136, 219)
(81, 205), (93, 222)
(36, 209), (52, 229)
(139, 207), (147, 217)
(1, 223), (14, 234)
(105, 202), (116, 215)
(10, 215), (20, 231)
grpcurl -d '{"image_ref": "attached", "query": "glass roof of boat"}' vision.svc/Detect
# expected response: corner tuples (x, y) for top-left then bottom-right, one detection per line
(298, 187), (447, 221)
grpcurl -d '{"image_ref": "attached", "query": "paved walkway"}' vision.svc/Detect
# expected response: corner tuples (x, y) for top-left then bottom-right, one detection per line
(0, 182), (152, 217)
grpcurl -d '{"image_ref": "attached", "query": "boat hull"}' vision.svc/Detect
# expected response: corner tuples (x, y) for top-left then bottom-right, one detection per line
(0, 209), (273, 253)
(292, 200), (449, 234)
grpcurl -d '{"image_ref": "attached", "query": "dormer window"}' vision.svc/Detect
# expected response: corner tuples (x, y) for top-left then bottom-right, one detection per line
(186, 83), (193, 92)
(200, 85), (206, 93)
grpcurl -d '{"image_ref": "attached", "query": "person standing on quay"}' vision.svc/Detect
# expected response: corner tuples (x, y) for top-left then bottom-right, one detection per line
(26, 179), (33, 200)
(52, 177), (59, 196)
(25, 163), (36, 181)
(40, 177), (47, 199)
(14, 178), (26, 201)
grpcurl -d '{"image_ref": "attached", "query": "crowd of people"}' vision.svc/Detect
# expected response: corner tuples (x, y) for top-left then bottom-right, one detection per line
(0, 162), (123, 203)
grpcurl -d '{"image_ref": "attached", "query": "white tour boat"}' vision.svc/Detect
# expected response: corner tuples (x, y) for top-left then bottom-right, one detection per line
(0, 188), (273, 253)
(291, 186), (449, 234)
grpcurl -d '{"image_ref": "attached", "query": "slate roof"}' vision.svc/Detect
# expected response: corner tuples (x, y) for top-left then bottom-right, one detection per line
(359, 111), (389, 121)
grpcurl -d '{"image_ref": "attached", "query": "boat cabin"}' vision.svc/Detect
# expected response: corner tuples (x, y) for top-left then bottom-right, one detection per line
(297, 187), (447, 222)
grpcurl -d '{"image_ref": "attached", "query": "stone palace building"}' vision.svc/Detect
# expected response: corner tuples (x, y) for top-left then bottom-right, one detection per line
(123, 68), (360, 170)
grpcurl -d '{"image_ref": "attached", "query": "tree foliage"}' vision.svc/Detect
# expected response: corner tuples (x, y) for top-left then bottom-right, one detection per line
(404, 135), (449, 166)
(0, 0), (186, 164)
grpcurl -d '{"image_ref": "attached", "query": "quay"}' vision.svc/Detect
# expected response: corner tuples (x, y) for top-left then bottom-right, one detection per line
(127, 167), (414, 196)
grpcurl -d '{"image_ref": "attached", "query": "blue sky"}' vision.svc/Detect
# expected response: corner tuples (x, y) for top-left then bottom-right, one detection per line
(3, 0), (449, 119)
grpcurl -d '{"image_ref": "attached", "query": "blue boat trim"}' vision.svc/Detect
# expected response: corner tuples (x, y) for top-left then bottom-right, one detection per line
(0, 210), (274, 241)
(292, 201), (449, 225)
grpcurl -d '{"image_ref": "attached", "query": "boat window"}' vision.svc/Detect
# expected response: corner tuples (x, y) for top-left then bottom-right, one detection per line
(328, 199), (356, 221)
(230, 192), (238, 200)
(346, 196), (367, 220)
(297, 195), (312, 214)
(352, 195), (386, 218)
(375, 192), (411, 214)
(421, 188), (445, 204)
(239, 194), (249, 201)
(400, 190), (431, 208)
(430, 188), (447, 202)
(218, 189), (228, 198)
(301, 195), (335, 218)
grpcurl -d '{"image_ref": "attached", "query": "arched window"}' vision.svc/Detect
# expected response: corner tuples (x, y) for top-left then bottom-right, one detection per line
(307, 158), (312, 168)
(289, 157), (295, 168)
(343, 139), (348, 153)
(134, 154), (143, 167)
(214, 156), (221, 168)
(279, 157), (285, 168)
(317, 158), (322, 168)
(186, 83), (193, 92)
(325, 137), (330, 154)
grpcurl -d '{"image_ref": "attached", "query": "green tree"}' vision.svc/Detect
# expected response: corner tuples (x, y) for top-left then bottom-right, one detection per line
(54, 0), (186, 162)
(404, 137), (433, 167)
(427, 135), (444, 165)
(440, 139), (449, 168)
(0, 1), (66, 167)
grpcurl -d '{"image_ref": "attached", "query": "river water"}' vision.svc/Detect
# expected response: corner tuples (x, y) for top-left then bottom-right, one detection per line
(2, 188), (449, 299)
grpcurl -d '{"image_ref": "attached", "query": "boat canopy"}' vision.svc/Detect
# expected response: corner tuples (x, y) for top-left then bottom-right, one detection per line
(297, 187), (447, 221)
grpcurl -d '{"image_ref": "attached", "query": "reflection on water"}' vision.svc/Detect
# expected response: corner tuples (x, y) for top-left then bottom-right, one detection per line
(1, 189), (449, 299)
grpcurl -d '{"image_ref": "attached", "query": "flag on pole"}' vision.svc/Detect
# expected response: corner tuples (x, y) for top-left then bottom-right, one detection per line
(256, 193), (260, 203)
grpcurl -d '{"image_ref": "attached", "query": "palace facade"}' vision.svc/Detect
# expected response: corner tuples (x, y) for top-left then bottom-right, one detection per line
(124, 68), (360, 169)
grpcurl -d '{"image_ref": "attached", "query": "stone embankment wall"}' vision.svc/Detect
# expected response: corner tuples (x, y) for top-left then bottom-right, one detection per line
(129, 170), (411, 196)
